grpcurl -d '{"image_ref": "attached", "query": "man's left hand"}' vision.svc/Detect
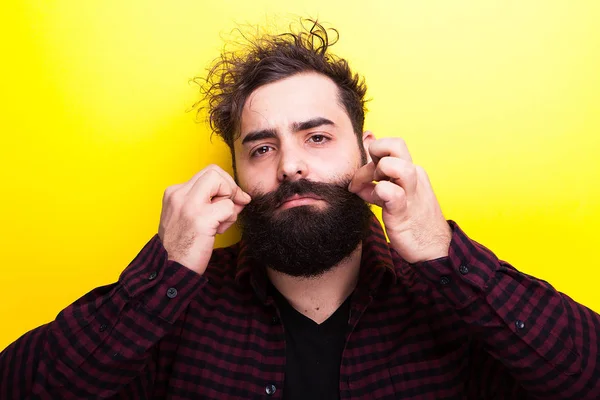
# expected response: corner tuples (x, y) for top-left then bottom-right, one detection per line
(349, 137), (452, 263)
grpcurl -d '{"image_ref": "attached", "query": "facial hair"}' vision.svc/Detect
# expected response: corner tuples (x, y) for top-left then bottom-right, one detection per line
(237, 177), (373, 278)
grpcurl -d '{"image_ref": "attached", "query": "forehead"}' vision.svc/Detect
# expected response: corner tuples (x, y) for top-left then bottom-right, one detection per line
(239, 72), (345, 134)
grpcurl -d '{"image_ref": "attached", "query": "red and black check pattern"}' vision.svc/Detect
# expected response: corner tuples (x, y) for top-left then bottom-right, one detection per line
(1, 216), (599, 399)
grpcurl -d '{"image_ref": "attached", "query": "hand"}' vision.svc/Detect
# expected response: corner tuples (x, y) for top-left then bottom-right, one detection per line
(349, 137), (451, 263)
(158, 165), (251, 275)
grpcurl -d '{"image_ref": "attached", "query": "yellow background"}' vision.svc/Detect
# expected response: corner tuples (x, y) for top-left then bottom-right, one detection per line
(1, 1), (599, 350)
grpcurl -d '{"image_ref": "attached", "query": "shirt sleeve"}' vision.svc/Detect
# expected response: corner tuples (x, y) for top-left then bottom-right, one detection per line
(396, 221), (600, 400)
(0, 234), (207, 400)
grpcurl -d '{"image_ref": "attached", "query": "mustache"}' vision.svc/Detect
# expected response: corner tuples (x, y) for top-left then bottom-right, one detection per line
(245, 178), (355, 215)
(237, 176), (373, 277)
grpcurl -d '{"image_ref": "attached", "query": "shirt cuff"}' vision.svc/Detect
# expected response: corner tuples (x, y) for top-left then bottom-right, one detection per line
(119, 234), (207, 324)
(409, 221), (502, 308)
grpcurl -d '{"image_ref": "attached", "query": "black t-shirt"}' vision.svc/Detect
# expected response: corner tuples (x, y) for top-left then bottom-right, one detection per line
(271, 285), (351, 400)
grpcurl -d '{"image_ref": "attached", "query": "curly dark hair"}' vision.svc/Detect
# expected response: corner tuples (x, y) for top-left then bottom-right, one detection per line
(193, 19), (368, 169)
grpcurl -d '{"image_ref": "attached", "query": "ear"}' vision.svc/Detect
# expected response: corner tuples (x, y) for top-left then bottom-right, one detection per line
(362, 130), (376, 162)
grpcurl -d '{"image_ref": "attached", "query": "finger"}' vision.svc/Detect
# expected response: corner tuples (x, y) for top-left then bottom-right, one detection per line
(162, 183), (185, 205)
(206, 165), (241, 194)
(179, 166), (217, 192)
(171, 168), (214, 201)
(348, 161), (376, 193)
(187, 170), (246, 205)
(223, 184), (252, 205)
(208, 199), (237, 225)
(183, 165), (251, 201)
(373, 180), (408, 214)
(215, 199), (247, 218)
(189, 170), (251, 205)
(212, 199), (245, 234)
(352, 181), (378, 204)
(368, 137), (413, 165)
(204, 166), (252, 204)
(211, 186), (252, 206)
(217, 221), (236, 235)
(373, 157), (418, 195)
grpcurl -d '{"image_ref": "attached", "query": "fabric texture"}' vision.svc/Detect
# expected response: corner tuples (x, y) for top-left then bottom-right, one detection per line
(1, 215), (599, 399)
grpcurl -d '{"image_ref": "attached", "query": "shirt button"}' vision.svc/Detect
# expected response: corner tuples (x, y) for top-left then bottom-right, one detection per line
(271, 316), (280, 325)
(148, 271), (158, 280)
(515, 320), (526, 330)
(459, 265), (469, 275)
(99, 324), (108, 332)
(265, 384), (276, 395)
(166, 287), (178, 298)
(440, 276), (450, 285)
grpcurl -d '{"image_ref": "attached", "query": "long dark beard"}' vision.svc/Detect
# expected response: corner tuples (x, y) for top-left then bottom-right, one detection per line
(237, 177), (373, 278)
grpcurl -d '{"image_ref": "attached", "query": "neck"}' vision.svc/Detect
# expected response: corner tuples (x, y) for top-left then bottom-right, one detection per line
(267, 243), (362, 324)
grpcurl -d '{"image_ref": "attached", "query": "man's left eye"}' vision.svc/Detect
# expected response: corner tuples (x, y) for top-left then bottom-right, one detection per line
(309, 135), (327, 143)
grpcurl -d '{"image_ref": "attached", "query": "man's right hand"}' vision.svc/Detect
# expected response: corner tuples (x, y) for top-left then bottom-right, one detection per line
(158, 165), (251, 275)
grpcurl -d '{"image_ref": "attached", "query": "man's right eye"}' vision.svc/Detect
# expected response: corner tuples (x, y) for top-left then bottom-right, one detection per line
(251, 145), (272, 157)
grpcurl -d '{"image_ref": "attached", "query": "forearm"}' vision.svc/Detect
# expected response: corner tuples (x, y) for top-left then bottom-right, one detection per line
(0, 235), (206, 399)
(393, 221), (600, 399)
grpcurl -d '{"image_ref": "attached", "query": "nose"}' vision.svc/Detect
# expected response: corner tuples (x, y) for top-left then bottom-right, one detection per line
(277, 148), (308, 182)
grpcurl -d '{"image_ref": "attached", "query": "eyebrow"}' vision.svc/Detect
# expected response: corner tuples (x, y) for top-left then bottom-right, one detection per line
(241, 117), (336, 145)
(291, 117), (335, 132)
(241, 128), (278, 145)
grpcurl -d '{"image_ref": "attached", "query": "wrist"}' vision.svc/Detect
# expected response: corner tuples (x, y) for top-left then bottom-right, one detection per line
(390, 223), (452, 264)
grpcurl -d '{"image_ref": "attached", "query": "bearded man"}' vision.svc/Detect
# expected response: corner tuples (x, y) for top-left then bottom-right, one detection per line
(1, 20), (599, 400)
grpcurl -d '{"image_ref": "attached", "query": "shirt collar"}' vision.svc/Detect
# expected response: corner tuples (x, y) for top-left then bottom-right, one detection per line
(234, 212), (397, 304)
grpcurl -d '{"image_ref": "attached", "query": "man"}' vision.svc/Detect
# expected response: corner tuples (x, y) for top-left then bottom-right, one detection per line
(1, 20), (599, 400)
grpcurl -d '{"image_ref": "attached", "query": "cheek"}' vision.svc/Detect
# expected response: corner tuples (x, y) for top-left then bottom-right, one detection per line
(235, 173), (255, 194)
(236, 166), (277, 195)
(321, 155), (361, 179)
